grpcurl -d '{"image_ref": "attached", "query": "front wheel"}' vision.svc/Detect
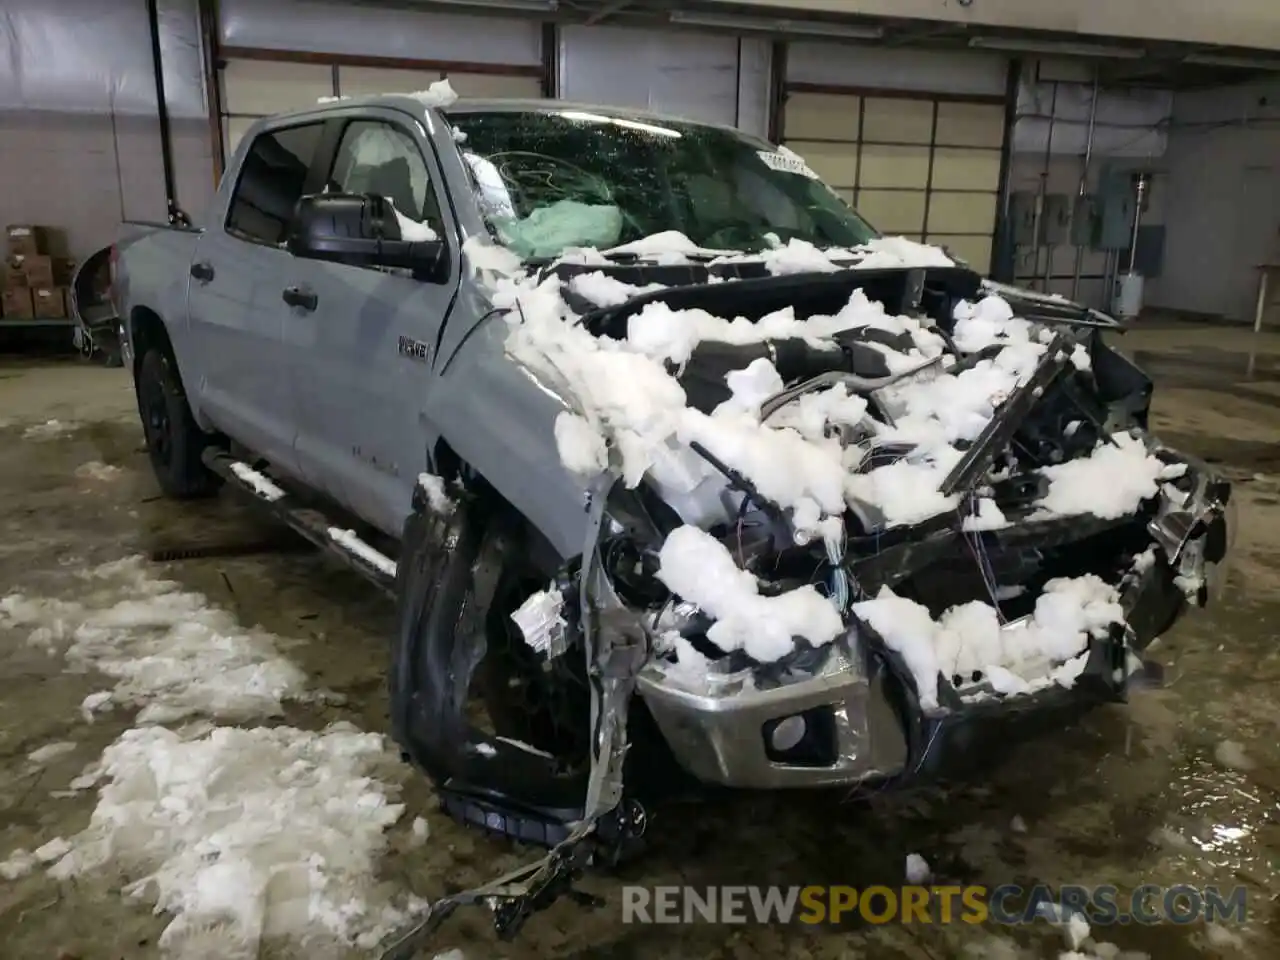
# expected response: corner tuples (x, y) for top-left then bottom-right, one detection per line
(136, 347), (221, 499)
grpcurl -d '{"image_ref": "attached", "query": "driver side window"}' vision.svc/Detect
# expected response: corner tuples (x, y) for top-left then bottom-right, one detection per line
(327, 120), (443, 235)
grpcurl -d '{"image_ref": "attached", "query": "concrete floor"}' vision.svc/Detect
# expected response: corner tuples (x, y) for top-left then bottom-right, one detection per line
(1, 322), (1279, 959)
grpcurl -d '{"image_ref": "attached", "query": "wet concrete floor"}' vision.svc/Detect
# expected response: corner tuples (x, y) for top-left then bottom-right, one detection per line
(1, 322), (1279, 959)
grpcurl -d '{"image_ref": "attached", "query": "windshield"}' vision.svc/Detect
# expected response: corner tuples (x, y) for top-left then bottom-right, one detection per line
(446, 108), (879, 260)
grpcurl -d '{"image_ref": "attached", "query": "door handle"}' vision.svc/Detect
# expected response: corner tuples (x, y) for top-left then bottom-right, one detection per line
(282, 286), (318, 311)
(189, 261), (215, 283)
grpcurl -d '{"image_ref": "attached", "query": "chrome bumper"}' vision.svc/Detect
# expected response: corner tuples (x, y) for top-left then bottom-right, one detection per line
(638, 451), (1231, 791)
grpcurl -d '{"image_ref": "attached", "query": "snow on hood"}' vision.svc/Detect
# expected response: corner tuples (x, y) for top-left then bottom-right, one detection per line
(465, 231), (1166, 693)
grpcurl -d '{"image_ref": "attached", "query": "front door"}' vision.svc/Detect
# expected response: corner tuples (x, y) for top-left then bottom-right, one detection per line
(187, 120), (328, 477)
(291, 111), (460, 537)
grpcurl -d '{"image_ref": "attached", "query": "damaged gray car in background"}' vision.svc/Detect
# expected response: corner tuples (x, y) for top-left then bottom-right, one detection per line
(109, 92), (1235, 952)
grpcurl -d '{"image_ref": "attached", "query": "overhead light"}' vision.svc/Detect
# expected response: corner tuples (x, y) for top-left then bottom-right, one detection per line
(668, 11), (884, 41)
(432, 0), (558, 12)
(968, 36), (1145, 59)
(1184, 52), (1280, 70)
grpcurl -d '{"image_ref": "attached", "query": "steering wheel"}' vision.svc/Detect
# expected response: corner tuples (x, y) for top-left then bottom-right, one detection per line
(484, 151), (611, 208)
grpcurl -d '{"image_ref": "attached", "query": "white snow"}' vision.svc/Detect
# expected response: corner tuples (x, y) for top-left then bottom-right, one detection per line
(1010, 815), (1027, 833)
(1037, 432), (1167, 520)
(48, 724), (421, 956)
(230, 462), (286, 502)
(410, 816), (430, 847)
(27, 740), (76, 765)
(656, 525), (843, 662)
(416, 471), (454, 514)
(852, 575), (1122, 710)
(1214, 739), (1254, 771)
(22, 418), (74, 440)
(0, 557), (422, 956)
(409, 78), (457, 108)
(905, 853), (931, 883)
(392, 206), (439, 242)
(472, 226), (1157, 671)
(327, 527), (398, 579)
(75, 460), (123, 482)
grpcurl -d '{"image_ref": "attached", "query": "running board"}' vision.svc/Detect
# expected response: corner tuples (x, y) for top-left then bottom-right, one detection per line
(202, 449), (398, 596)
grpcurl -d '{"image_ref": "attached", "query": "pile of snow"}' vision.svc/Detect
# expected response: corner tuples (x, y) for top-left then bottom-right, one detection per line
(1, 556), (309, 724)
(42, 723), (420, 956)
(409, 78), (457, 109)
(466, 229), (1165, 674)
(75, 460), (124, 482)
(851, 574), (1124, 709)
(0, 557), (422, 956)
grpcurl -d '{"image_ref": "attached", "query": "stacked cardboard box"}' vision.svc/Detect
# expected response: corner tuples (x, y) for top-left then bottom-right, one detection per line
(1, 225), (74, 322)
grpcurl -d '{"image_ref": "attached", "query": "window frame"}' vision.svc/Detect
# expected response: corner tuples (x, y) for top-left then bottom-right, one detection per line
(223, 119), (330, 249)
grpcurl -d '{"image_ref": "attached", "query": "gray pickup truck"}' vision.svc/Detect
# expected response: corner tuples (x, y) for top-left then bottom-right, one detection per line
(110, 94), (1233, 920)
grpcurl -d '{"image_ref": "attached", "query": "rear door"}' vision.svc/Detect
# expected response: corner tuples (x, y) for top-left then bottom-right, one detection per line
(187, 120), (328, 476)
(291, 109), (460, 536)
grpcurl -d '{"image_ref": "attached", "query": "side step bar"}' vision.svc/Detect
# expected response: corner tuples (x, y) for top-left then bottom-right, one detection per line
(201, 449), (398, 597)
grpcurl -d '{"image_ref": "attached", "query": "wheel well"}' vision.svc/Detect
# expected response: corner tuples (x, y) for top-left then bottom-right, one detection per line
(130, 306), (173, 374)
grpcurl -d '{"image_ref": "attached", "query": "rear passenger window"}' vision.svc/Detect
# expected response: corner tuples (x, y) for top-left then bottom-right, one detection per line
(225, 123), (325, 246)
(327, 121), (442, 237)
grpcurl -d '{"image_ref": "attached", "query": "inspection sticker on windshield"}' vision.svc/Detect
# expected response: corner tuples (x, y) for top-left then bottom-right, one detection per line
(757, 149), (820, 180)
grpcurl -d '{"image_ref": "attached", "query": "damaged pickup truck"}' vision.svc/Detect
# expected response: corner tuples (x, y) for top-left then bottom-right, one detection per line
(109, 86), (1233, 945)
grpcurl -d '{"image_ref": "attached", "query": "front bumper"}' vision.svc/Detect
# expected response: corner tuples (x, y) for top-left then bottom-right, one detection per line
(637, 454), (1232, 790)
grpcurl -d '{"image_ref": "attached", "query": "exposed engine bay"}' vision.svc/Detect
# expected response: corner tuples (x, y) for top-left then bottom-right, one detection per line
(384, 238), (1234, 955)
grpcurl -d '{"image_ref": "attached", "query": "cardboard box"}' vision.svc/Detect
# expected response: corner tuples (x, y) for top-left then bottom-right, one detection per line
(31, 286), (67, 319)
(6, 224), (47, 259)
(19, 254), (55, 288)
(2, 260), (25, 288)
(1, 288), (34, 320)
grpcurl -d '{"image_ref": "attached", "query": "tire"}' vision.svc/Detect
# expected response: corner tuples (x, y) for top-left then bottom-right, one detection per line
(136, 346), (221, 499)
(390, 497), (590, 817)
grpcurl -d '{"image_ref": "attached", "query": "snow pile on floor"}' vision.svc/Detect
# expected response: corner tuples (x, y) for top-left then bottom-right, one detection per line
(42, 723), (420, 956)
(22, 418), (76, 440)
(1, 556), (309, 724)
(75, 460), (124, 482)
(852, 575), (1123, 709)
(0, 557), (422, 956)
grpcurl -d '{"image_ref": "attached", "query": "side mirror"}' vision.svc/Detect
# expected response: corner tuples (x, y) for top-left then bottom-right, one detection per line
(286, 193), (446, 277)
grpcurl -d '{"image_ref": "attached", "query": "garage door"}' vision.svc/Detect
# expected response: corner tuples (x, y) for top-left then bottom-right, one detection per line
(218, 58), (545, 163)
(782, 89), (1006, 273)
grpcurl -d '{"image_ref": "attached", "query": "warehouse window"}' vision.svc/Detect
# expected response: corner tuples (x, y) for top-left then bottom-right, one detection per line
(782, 90), (1005, 273)
(225, 123), (325, 247)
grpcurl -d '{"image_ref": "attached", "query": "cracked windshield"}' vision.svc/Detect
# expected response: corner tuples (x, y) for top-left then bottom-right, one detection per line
(448, 108), (879, 259)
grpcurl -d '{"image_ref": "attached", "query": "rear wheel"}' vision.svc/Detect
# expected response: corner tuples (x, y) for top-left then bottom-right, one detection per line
(136, 347), (221, 499)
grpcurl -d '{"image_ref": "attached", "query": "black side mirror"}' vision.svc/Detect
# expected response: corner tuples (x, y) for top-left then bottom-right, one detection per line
(286, 193), (446, 278)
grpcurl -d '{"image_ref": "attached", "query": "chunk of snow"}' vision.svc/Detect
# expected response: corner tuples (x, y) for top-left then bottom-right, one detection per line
(852, 236), (953, 270)
(229, 462), (285, 502)
(656, 525), (843, 661)
(22, 418), (74, 440)
(905, 853), (931, 883)
(416, 471), (454, 514)
(554, 411), (608, 475)
(81, 690), (113, 721)
(47, 723), (423, 955)
(1010, 815), (1027, 833)
(606, 230), (707, 260)
(962, 498), (1008, 532)
(27, 740), (76, 765)
(432, 951), (466, 960)
(410, 816), (430, 847)
(410, 78), (457, 108)
(1037, 432), (1166, 520)
(392, 206), (439, 242)
(568, 271), (663, 308)
(0, 848), (37, 880)
(853, 575), (1123, 710)
(463, 235), (524, 276)
(1214, 739), (1254, 771)
(327, 528), (397, 579)
(34, 836), (71, 863)
(75, 460), (123, 482)
(1037, 903), (1091, 950)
